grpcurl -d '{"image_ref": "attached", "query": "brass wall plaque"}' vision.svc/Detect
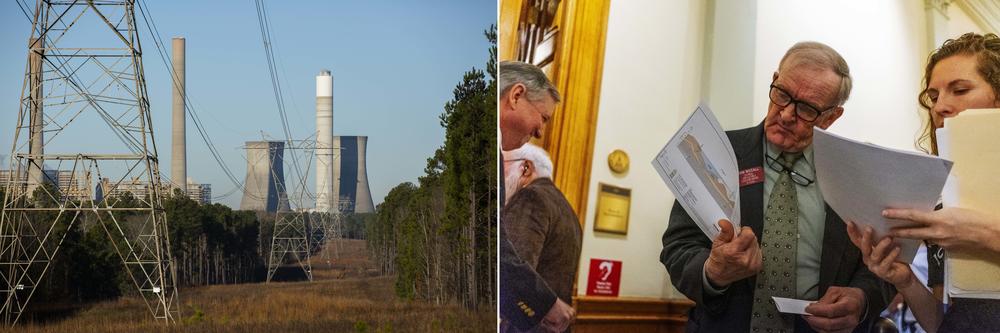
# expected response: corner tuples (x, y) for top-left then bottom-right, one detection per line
(607, 149), (629, 174)
(594, 183), (631, 235)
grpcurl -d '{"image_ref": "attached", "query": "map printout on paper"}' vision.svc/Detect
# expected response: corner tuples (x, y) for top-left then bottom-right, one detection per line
(653, 104), (740, 240)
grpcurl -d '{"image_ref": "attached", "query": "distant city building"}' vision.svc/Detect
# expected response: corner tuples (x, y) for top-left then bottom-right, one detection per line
(186, 179), (212, 205)
(0, 168), (92, 202)
(0, 170), (24, 186)
(0, 170), (25, 198)
(95, 177), (152, 202)
(53, 169), (93, 202)
(240, 141), (290, 212)
(1, 167), (210, 206)
(332, 136), (374, 214)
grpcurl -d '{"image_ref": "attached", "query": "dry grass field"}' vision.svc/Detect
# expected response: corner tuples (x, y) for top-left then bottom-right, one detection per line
(2, 239), (495, 333)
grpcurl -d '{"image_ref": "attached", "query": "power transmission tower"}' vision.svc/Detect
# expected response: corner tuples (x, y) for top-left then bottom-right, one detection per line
(263, 139), (315, 282)
(0, 0), (178, 325)
(314, 152), (345, 262)
(310, 209), (342, 261)
(266, 210), (313, 282)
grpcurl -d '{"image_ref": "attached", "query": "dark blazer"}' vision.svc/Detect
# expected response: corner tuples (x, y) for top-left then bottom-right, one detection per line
(500, 157), (559, 331)
(659, 122), (893, 333)
(504, 177), (583, 304)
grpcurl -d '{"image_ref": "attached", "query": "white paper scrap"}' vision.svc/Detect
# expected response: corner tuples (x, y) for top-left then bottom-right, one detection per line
(772, 296), (813, 315)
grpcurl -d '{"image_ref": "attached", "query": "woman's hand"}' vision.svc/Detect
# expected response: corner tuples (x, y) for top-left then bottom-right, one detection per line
(885, 207), (1000, 253)
(846, 221), (915, 289)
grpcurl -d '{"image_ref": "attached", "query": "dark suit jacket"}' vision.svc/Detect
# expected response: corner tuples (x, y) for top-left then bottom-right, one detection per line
(504, 177), (583, 304)
(659, 122), (893, 333)
(500, 156), (559, 331)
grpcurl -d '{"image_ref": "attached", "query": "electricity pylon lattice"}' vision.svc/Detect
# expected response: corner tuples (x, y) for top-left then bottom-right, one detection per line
(258, 138), (317, 283)
(0, 0), (178, 325)
(266, 210), (313, 282)
(313, 210), (342, 260)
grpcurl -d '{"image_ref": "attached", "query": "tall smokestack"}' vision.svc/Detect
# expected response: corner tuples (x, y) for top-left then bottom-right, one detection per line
(315, 70), (334, 212)
(171, 37), (186, 192)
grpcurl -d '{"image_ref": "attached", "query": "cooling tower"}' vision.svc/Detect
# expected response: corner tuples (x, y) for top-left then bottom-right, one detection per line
(331, 136), (374, 214)
(171, 37), (186, 191)
(315, 70), (334, 213)
(240, 141), (290, 212)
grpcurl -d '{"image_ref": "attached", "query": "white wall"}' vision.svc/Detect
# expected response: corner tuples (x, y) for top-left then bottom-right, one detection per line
(753, 0), (928, 151)
(948, 4), (985, 37)
(574, 0), (706, 299)
(703, 0), (758, 129)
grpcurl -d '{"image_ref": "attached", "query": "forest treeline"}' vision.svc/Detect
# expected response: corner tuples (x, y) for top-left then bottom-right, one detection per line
(0, 184), (369, 311)
(366, 26), (497, 311)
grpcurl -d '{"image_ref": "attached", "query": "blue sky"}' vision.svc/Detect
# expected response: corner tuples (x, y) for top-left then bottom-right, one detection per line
(0, 1), (496, 208)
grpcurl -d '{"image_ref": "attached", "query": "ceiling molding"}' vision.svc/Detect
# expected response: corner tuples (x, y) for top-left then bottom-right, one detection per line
(926, 0), (952, 18)
(956, 0), (1000, 33)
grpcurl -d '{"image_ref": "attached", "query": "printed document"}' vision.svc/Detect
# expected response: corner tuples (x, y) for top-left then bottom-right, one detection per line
(653, 105), (740, 240)
(812, 128), (952, 263)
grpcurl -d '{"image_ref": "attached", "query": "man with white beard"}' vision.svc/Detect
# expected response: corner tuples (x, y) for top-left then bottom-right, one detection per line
(503, 143), (582, 331)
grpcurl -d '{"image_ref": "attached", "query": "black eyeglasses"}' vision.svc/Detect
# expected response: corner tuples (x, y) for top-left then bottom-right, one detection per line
(765, 154), (814, 186)
(768, 83), (838, 122)
(504, 158), (528, 172)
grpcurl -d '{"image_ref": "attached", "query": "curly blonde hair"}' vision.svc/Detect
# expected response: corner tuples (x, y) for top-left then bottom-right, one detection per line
(917, 33), (1000, 154)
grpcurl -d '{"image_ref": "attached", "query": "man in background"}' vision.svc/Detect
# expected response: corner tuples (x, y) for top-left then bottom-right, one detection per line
(503, 143), (582, 323)
(499, 60), (574, 333)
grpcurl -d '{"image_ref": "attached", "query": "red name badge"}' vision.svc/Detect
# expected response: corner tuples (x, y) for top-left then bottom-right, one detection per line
(739, 167), (764, 187)
(586, 259), (622, 297)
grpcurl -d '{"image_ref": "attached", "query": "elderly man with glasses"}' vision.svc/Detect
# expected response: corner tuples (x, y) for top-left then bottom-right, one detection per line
(660, 42), (893, 333)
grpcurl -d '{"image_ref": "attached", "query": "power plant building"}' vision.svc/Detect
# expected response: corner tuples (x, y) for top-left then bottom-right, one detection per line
(240, 141), (290, 212)
(331, 136), (374, 214)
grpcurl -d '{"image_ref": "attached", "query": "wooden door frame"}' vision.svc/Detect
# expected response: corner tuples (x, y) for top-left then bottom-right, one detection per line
(500, 0), (610, 220)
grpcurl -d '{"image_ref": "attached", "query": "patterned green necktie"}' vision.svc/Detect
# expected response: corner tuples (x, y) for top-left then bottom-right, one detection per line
(750, 152), (802, 333)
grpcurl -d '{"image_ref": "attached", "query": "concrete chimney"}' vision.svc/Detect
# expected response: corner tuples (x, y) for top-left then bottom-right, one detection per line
(171, 37), (186, 192)
(315, 70), (333, 212)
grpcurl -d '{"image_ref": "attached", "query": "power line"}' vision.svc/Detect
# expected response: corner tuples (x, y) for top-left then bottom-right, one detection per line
(14, 0), (32, 24)
(135, 0), (246, 201)
(253, 0), (314, 205)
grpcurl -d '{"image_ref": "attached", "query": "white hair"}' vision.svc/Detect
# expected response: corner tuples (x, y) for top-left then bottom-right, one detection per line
(505, 143), (553, 179)
(779, 41), (852, 106)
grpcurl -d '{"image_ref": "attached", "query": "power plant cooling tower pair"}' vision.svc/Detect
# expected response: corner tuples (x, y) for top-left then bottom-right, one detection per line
(239, 70), (372, 214)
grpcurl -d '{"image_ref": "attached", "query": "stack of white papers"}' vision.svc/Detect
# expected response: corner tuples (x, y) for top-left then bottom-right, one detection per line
(812, 128), (952, 263)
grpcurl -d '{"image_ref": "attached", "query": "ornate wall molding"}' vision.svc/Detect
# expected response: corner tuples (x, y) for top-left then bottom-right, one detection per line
(925, 0), (952, 18)
(955, 0), (1000, 33)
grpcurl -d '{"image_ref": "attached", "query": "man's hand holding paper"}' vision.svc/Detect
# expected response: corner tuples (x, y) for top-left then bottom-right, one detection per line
(705, 220), (762, 288)
(804, 286), (866, 333)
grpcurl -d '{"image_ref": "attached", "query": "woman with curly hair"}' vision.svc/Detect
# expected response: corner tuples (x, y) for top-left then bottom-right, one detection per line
(847, 32), (1000, 333)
